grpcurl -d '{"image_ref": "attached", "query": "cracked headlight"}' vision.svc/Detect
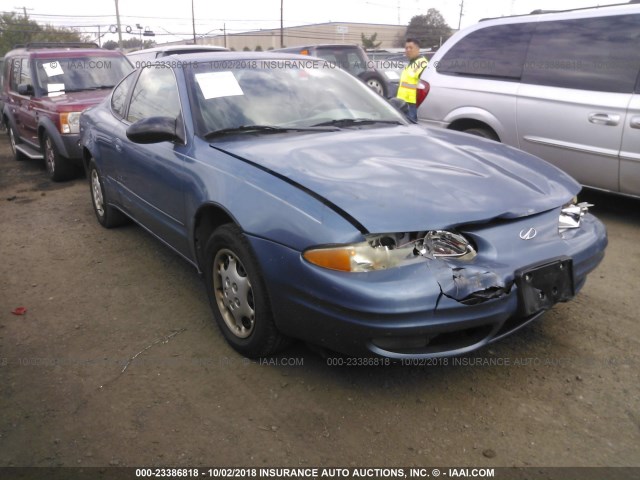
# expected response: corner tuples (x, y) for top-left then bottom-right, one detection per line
(303, 231), (476, 272)
(418, 230), (476, 260)
(60, 112), (81, 134)
(559, 198), (592, 232)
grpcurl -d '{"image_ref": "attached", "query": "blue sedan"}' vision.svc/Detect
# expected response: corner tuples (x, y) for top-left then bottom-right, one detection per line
(79, 53), (607, 359)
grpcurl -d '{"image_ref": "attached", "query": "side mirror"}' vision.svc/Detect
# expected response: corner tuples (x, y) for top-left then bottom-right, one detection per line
(17, 83), (34, 96)
(388, 97), (410, 115)
(126, 116), (184, 144)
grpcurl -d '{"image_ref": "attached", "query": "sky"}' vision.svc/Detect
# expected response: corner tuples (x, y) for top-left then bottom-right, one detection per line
(3, 0), (624, 44)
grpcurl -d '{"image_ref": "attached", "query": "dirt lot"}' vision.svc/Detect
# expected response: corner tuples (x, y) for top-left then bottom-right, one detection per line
(1, 133), (639, 470)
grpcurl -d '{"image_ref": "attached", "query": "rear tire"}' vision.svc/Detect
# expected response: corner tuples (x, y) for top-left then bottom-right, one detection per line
(204, 224), (289, 358)
(88, 160), (128, 228)
(43, 133), (75, 181)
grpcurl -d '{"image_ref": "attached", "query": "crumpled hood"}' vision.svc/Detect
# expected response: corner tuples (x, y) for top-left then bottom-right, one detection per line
(212, 125), (579, 233)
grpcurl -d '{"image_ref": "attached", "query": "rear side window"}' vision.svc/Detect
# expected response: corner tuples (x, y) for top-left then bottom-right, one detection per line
(19, 58), (32, 86)
(9, 58), (21, 91)
(111, 71), (137, 119)
(436, 23), (536, 79)
(522, 14), (640, 93)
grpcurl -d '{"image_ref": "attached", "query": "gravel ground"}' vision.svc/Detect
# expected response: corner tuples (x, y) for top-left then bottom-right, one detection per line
(1, 134), (639, 470)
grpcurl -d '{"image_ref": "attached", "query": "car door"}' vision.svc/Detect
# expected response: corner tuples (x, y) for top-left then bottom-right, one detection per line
(116, 65), (191, 258)
(516, 14), (640, 193)
(6, 57), (35, 144)
(516, 87), (629, 193)
(15, 58), (39, 146)
(620, 92), (640, 196)
(90, 70), (139, 203)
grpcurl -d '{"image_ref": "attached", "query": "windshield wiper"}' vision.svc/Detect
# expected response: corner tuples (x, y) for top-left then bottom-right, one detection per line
(311, 118), (404, 128)
(50, 86), (115, 93)
(204, 124), (338, 139)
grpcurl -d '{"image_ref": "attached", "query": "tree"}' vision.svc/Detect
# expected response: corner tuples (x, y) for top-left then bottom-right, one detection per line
(102, 40), (119, 50)
(361, 32), (381, 50)
(0, 12), (86, 56)
(405, 9), (453, 50)
(103, 38), (155, 50)
(242, 46), (250, 51)
(255, 45), (263, 51)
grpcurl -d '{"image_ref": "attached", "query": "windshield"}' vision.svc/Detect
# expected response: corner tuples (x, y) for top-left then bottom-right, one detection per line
(188, 59), (407, 137)
(34, 56), (133, 96)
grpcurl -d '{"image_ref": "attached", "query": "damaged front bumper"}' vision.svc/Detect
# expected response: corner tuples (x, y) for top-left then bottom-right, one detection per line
(248, 209), (607, 358)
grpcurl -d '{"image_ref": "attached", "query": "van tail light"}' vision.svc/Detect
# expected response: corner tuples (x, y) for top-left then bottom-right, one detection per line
(416, 80), (430, 108)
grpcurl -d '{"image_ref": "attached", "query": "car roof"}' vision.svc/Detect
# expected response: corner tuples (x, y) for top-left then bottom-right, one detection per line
(479, 2), (638, 24)
(277, 44), (363, 50)
(159, 51), (315, 62)
(5, 44), (125, 59)
(128, 45), (229, 55)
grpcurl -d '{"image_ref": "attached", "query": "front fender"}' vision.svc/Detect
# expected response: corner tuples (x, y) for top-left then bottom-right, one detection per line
(38, 117), (69, 157)
(185, 145), (364, 254)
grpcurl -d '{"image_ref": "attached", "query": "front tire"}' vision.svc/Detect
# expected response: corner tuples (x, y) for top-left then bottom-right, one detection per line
(43, 133), (75, 181)
(204, 224), (288, 357)
(88, 160), (128, 228)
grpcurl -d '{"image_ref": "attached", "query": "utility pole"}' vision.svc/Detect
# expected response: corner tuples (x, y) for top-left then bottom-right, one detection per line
(458, 0), (464, 30)
(14, 6), (34, 18)
(114, 0), (123, 48)
(223, 23), (227, 49)
(280, 0), (284, 48)
(192, 0), (196, 44)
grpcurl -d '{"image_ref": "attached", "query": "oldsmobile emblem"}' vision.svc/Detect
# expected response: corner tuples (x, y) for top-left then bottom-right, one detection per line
(519, 228), (537, 240)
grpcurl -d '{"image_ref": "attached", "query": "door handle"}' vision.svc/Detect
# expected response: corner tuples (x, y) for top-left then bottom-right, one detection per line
(114, 138), (123, 153)
(631, 116), (640, 129)
(588, 113), (620, 126)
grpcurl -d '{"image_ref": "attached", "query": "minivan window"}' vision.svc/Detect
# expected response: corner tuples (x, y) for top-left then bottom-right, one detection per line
(436, 23), (536, 79)
(522, 14), (640, 93)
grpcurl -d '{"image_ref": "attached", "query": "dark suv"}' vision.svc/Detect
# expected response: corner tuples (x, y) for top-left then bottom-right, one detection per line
(276, 44), (390, 97)
(1, 43), (133, 180)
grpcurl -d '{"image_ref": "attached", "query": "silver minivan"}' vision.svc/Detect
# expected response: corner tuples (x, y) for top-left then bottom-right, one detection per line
(418, 3), (640, 197)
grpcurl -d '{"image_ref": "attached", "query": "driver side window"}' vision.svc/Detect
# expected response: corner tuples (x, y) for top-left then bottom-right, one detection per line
(127, 66), (181, 123)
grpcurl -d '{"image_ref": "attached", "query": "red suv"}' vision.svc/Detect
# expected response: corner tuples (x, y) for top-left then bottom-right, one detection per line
(1, 43), (132, 181)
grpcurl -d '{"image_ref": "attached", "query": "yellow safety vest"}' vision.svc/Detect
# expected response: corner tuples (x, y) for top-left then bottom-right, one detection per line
(397, 56), (428, 104)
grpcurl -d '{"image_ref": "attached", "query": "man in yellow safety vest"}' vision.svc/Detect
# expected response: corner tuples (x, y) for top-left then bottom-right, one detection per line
(396, 38), (428, 122)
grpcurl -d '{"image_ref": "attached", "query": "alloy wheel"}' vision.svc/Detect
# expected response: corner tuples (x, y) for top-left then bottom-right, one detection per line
(212, 248), (255, 338)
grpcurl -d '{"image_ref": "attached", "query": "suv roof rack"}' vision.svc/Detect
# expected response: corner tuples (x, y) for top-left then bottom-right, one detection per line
(14, 42), (101, 50)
